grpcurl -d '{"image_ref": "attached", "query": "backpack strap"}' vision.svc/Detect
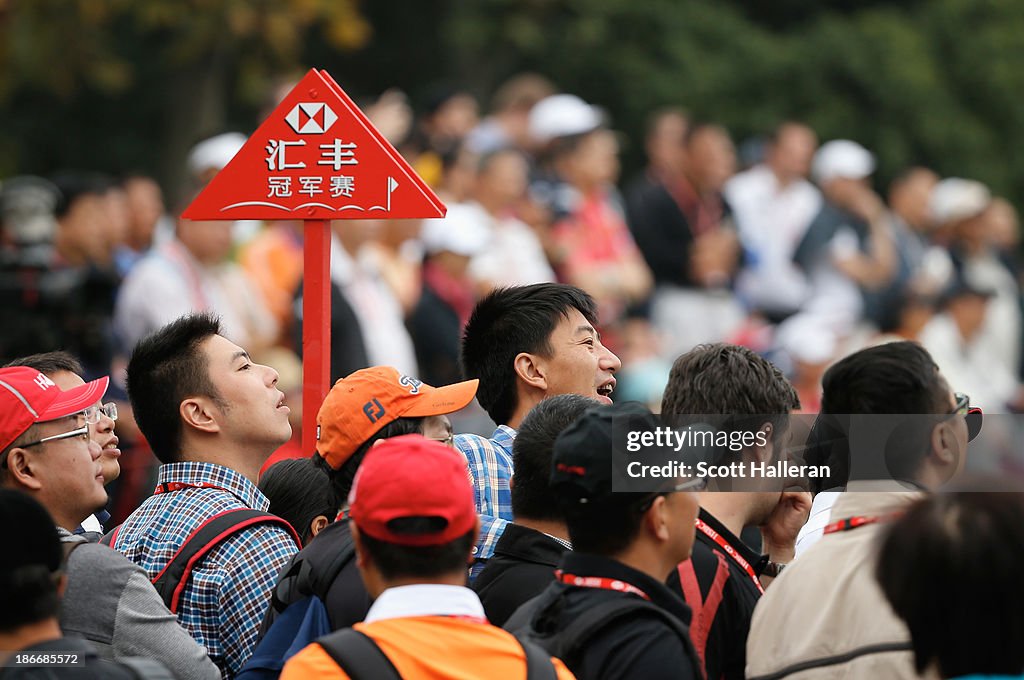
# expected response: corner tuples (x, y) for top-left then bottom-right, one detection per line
(677, 552), (730, 670)
(317, 628), (402, 680)
(100, 523), (121, 547)
(62, 540), (86, 565)
(515, 635), (558, 680)
(151, 509), (301, 613)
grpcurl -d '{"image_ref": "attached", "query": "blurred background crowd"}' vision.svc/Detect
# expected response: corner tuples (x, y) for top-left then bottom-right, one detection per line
(2, 0), (1023, 519)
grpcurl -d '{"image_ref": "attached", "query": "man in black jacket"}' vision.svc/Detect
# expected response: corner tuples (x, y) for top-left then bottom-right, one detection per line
(474, 394), (596, 624)
(507, 402), (703, 680)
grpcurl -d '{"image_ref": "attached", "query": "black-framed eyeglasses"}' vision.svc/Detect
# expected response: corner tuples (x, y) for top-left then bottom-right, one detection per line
(637, 476), (707, 512)
(20, 416), (90, 449)
(83, 402), (117, 425)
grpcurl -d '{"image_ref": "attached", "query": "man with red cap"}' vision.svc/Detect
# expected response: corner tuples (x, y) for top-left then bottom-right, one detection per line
(0, 366), (218, 680)
(281, 435), (574, 680)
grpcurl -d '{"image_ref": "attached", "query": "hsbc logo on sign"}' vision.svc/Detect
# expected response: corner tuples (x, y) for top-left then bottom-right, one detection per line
(285, 102), (338, 134)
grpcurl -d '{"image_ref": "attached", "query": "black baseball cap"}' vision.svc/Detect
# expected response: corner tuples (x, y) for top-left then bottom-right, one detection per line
(551, 402), (660, 504)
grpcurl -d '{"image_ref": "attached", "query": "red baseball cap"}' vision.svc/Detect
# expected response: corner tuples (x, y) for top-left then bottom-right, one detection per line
(348, 434), (476, 547)
(0, 367), (110, 451)
(316, 366), (478, 470)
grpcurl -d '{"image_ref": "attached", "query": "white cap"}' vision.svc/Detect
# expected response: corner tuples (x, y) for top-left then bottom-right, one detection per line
(187, 132), (247, 178)
(812, 140), (875, 184)
(528, 94), (603, 145)
(421, 204), (490, 257)
(929, 177), (991, 225)
(777, 315), (837, 366)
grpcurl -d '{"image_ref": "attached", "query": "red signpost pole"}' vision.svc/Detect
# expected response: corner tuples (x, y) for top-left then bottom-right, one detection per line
(301, 220), (331, 456)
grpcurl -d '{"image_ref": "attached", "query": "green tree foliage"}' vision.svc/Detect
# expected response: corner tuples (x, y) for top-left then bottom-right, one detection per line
(2, 0), (1023, 206)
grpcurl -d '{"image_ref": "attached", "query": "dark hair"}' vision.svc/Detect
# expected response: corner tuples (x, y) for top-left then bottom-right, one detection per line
(806, 342), (947, 492)
(51, 172), (116, 218)
(259, 458), (335, 545)
(822, 342), (946, 416)
(661, 344), (799, 452)
(0, 489), (63, 632)
(512, 394), (599, 522)
(126, 313), (224, 464)
(564, 494), (655, 556)
(461, 284), (598, 425)
(877, 492), (1024, 678)
(313, 416), (425, 511)
(359, 524), (475, 581)
(4, 351), (84, 376)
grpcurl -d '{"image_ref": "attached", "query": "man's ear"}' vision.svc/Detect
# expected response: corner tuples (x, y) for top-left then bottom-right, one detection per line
(513, 352), (548, 392)
(645, 496), (671, 543)
(180, 397), (221, 435)
(750, 422), (774, 464)
(4, 448), (43, 491)
(930, 422), (959, 467)
(351, 522), (369, 569)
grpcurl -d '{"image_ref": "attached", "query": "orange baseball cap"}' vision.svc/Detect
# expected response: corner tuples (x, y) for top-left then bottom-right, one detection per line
(316, 366), (479, 470)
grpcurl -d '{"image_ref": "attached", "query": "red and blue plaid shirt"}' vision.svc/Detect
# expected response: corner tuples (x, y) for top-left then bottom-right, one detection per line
(110, 461), (298, 678)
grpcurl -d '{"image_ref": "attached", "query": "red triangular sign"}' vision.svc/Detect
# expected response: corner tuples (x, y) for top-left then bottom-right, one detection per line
(184, 69), (446, 220)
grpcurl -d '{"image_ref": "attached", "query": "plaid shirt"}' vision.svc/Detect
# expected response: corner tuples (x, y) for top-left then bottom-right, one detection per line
(110, 462), (298, 678)
(455, 426), (515, 581)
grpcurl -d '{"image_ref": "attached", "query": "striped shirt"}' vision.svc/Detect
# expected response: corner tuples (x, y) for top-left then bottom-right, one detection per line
(110, 461), (298, 678)
(455, 426), (515, 581)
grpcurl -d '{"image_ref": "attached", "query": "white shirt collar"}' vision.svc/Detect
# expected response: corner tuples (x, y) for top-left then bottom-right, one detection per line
(364, 584), (486, 623)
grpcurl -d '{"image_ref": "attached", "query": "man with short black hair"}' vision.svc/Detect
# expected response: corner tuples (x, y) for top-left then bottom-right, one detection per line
(474, 393), (598, 625)
(108, 313), (299, 678)
(746, 340), (977, 680)
(261, 366), (479, 633)
(660, 343), (807, 680)
(459, 283), (621, 579)
(508, 403), (703, 680)
(281, 436), (574, 680)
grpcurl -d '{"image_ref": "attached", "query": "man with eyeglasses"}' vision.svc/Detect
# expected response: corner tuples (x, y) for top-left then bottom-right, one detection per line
(506, 403), (703, 680)
(259, 366), (479, 638)
(5, 351), (120, 536)
(746, 340), (982, 680)
(0, 366), (219, 680)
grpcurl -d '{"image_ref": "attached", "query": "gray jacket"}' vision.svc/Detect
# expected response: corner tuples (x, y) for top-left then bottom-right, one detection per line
(58, 529), (221, 680)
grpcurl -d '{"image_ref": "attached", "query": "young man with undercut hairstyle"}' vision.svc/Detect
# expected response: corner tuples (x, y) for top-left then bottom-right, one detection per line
(474, 393), (598, 625)
(281, 435), (574, 680)
(459, 283), (621, 579)
(108, 313), (299, 678)
(746, 341), (979, 680)
(661, 342), (808, 680)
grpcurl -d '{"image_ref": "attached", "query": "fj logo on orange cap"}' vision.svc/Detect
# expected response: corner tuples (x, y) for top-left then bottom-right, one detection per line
(362, 398), (386, 423)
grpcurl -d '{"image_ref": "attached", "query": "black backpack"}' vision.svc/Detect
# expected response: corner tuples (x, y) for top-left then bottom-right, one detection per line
(316, 628), (557, 680)
(506, 589), (698, 672)
(102, 508), (302, 612)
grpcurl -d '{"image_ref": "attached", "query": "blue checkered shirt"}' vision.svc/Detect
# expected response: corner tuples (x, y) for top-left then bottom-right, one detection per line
(455, 425), (515, 581)
(110, 462), (298, 678)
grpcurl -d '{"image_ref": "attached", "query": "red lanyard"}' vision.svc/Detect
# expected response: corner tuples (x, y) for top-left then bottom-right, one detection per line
(695, 518), (765, 595)
(823, 513), (901, 535)
(153, 481), (229, 495)
(556, 570), (651, 601)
